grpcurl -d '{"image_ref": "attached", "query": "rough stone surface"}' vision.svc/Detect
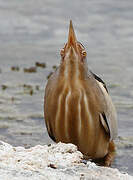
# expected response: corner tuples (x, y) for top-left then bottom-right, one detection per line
(0, 141), (132, 180)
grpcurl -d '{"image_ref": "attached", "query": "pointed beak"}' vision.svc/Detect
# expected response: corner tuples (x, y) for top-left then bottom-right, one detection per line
(67, 20), (78, 52)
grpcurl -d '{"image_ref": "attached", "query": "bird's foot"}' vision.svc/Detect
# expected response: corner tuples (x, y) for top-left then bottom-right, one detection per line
(104, 140), (116, 167)
(104, 152), (115, 167)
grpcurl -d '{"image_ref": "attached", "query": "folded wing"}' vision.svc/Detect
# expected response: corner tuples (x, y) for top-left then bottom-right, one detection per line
(91, 72), (118, 140)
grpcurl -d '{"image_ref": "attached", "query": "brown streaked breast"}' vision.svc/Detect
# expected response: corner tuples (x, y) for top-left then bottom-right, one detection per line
(44, 77), (110, 159)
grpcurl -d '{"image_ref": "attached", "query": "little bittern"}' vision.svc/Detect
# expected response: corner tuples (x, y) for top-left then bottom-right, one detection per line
(44, 20), (117, 166)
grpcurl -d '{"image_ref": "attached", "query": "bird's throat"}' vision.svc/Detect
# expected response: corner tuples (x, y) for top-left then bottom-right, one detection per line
(60, 59), (84, 83)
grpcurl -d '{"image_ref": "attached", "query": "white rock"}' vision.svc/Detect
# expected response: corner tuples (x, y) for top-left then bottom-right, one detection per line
(0, 141), (132, 180)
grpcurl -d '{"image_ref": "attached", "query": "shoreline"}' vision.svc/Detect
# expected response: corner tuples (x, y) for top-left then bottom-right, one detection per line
(0, 141), (132, 180)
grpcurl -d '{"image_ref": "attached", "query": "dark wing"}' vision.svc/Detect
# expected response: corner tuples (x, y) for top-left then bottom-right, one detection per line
(47, 126), (56, 142)
(91, 71), (108, 93)
(90, 71), (118, 140)
(44, 69), (59, 142)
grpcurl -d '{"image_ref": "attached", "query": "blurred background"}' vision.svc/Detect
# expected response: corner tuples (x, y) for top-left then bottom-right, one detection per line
(0, 0), (133, 175)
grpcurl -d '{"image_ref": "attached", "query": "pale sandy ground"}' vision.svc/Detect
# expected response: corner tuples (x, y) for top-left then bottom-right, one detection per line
(0, 141), (132, 180)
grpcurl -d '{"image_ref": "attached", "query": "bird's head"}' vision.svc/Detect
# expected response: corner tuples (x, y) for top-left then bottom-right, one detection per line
(59, 20), (88, 80)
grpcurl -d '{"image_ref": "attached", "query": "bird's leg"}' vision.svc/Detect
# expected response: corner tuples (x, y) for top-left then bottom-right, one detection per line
(87, 141), (116, 166)
(104, 140), (116, 167)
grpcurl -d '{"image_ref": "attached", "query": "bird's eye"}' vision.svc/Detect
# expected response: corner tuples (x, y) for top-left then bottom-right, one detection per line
(60, 48), (64, 57)
(82, 50), (87, 57)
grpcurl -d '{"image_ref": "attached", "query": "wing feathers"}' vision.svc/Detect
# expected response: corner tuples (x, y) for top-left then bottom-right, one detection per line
(91, 72), (118, 140)
(99, 113), (110, 135)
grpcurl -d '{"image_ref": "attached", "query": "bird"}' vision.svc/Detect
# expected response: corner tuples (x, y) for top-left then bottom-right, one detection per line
(44, 20), (117, 166)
